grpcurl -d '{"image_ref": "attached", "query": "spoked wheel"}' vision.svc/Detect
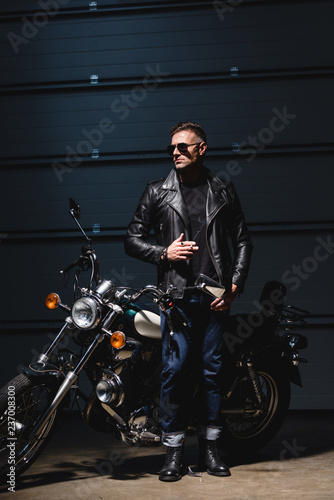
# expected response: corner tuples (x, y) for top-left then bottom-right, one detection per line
(0, 374), (60, 481)
(219, 365), (291, 454)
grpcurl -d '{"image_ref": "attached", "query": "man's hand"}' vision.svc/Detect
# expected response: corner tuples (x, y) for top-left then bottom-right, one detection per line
(167, 233), (199, 262)
(210, 283), (240, 311)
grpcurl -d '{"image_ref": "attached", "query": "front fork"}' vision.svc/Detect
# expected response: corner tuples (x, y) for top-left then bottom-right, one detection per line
(29, 330), (105, 438)
(29, 310), (120, 439)
(37, 317), (73, 365)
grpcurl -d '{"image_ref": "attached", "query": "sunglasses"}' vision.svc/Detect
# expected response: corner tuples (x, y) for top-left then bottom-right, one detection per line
(167, 142), (202, 156)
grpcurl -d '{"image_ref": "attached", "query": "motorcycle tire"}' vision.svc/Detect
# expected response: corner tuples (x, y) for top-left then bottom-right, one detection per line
(219, 363), (291, 455)
(0, 373), (61, 482)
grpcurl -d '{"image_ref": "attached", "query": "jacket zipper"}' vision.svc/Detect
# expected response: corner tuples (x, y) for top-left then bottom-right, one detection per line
(166, 210), (173, 289)
(206, 202), (227, 285)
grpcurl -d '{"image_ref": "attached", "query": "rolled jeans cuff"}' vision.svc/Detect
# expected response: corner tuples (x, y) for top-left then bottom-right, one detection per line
(197, 425), (221, 441)
(161, 431), (185, 447)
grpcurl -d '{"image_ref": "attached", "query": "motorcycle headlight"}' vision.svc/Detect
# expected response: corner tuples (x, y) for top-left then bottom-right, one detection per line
(72, 297), (100, 329)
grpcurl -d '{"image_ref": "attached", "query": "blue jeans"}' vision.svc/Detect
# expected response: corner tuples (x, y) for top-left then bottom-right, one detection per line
(160, 291), (228, 446)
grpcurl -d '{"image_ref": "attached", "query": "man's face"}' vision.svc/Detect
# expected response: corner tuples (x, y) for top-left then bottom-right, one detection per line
(170, 130), (206, 173)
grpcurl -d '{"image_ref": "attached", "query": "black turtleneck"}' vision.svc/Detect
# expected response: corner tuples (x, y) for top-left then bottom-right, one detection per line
(180, 174), (218, 284)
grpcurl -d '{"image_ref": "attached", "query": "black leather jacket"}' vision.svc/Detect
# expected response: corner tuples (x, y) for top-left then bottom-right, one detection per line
(124, 168), (252, 298)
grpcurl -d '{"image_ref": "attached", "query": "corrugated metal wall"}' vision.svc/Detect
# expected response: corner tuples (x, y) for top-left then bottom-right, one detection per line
(0, 0), (333, 408)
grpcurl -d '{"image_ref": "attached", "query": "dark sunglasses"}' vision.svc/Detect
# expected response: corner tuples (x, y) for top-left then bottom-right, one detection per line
(167, 142), (202, 156)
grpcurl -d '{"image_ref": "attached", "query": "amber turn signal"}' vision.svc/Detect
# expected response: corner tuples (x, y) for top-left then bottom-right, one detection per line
(110, 331), (126, 349)
(45, 293), (60, 309)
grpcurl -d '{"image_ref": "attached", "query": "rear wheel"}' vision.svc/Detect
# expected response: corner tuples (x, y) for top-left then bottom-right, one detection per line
(220, 365), (291, 454)
(0, 374), (60, 481)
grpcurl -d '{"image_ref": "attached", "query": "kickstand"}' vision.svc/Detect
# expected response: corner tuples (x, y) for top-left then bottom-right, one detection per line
(186, 465), (202, 477)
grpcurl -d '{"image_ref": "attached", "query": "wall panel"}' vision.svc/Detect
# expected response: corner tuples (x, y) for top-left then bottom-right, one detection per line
(1, 153), (333, 233)
(1, 2), (334, 85)
(1, 77), (334, 160)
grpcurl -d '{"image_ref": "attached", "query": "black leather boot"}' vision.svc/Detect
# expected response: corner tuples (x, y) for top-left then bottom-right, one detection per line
(198, 438), (231, 476)
(159, 446), (184, 482)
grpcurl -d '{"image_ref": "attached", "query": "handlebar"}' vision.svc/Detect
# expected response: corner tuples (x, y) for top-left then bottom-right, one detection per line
(125, 284), (310, 333)
(60, 246), (101, 292)
(60, 256), (88, 275)
(128, 284), (165, 302)
(119, 284), (188, 333)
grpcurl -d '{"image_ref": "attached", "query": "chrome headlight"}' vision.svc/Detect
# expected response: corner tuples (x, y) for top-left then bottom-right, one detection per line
(72, 297), (100, 329)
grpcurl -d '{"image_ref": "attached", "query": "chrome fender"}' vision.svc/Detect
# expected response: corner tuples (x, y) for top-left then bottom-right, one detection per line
(133, 310), (161, 339)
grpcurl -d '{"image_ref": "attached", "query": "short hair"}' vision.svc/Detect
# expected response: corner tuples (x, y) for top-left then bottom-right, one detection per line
(170, 121), (207, 143)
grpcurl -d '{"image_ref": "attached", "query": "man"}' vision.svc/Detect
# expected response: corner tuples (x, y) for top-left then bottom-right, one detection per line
(124, 121), (252, 481)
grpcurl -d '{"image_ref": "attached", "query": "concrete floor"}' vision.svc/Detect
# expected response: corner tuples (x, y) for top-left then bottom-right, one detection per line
(0, 411), (333, 500)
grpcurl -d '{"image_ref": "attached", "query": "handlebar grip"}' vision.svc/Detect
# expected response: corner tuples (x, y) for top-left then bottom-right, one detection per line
(60, 256), (88, 275)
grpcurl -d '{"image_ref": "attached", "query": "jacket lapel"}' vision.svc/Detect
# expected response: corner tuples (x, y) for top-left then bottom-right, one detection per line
(161, 169), (190, 229)
(206, 170), (227, 220)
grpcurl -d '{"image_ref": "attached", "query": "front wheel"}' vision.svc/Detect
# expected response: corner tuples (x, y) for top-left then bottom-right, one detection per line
(0, 374), (60, 481)
(219, 364), (291, 454)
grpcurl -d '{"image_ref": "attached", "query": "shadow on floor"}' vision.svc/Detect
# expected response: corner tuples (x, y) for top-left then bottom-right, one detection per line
(0, 410), (333, 492)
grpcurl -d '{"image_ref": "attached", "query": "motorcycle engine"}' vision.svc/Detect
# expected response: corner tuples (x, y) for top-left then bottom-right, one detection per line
(92, 337), (162, 445)
(96, 370), (124, 407)
(127, 405), (161, 445)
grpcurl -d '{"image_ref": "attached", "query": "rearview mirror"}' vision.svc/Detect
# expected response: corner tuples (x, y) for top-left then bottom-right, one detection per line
(195, 274), (225, 299)
(68, 198), (91, 244)
(69, 198), (80, 219)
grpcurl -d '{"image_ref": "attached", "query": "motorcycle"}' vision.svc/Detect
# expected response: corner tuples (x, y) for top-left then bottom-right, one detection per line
(0, 199), (308, 481)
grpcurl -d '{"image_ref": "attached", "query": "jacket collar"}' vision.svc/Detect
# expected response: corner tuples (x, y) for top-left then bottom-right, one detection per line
(161, 169), (190, 228)
(161, 167), (227, 221)
(161, 168), (180, 191)
(206, 169), (228, 219)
